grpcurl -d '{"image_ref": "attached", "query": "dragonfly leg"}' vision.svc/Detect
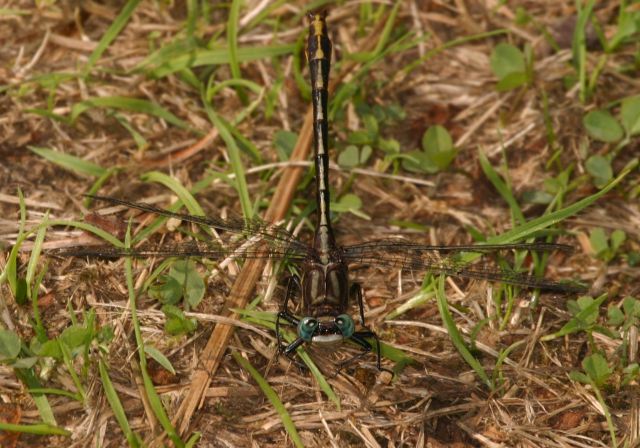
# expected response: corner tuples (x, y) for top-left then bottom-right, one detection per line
(350, 283), (367, 326)
(275, 276), (301, 349)
(275, 317), (309, 371)
(280, 337), (309, 371)
(283, 338), (304, 355)
(353, 331), (378, 369)
(275, 310), (298, 353)
(334, 332), (373, 373)
(276, 276), (307, 369)
(348, 284), (391, 373)
(281, 275), (301, 315)
(348, 331), (392, 375)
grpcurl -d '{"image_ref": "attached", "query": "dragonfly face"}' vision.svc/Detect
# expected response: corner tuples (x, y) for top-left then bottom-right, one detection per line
(297, 314), (355, 344)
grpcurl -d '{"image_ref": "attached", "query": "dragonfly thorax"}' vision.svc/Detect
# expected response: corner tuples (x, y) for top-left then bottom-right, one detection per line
(301, 259), (349, 317)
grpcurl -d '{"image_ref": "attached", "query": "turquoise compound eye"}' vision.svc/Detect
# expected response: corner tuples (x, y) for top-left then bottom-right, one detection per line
(334, 314), (355, 338)
(297, 317), (319, 342)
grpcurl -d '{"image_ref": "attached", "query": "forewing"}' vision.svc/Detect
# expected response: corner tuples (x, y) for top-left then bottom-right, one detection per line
(85, 195), (311, 254)
(54, 195), (313, 262)
(342, 239), (584, 293)
(54, 238), (310, 263)
(343, 239), (574, 254)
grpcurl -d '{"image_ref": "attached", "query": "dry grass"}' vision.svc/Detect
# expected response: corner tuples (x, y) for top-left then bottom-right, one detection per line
(1, 1), (639, 447)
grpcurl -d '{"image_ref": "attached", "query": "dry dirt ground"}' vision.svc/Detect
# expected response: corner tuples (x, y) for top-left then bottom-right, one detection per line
(1, 1), (639, 447)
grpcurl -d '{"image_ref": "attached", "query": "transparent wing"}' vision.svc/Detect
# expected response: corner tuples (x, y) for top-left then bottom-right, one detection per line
(53, 238), (310, 262)
(342, 239), (585, 293)
(53, 195), (313, 262)
(87, 194), (311, 251)
(343, 240), (574, 253)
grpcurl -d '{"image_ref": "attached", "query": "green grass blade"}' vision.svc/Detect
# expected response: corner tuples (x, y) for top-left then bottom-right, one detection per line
(479, 150), (545, 290)
(114, 113), (149, 149)
(144, 345), (176, 375)
(185, 432), (202, 448)
(478, 151), (525, 224)
(435, 275), (493, 389)
(29, 146), (107, 177)
(202, 95), (252, 219)
(492, 340), (524, 389)
(82, 0), (142, 77)
(227, 0), (247, 104)
(13, 368), (56, 425)
(225, 115), (263, 163)
(140, 44), (295, 78)
(139, 362), (183, 446)
(385, 290), (435, 320)
(0, 8), (30, 16)
(85, 168), (120, 203)
(232, 352), (304, 448)
(185, 0), (197, 37)
(0, 422), (71, 436)
(233, 308), (278, 323)
(47, 220), (124, 247)
(134, 171), (211, 242)
(26, 213), (47, 296)
(114, 190), (207, 244)
(291, 33), (308, 100)
(206, 78), (263, 101)
(58, 341), (86, 403)
(70, 96), (192, 131)
(28, 216), (48, 341)
(140, 171), (206, 216)
(377, 341), (415, 373)
(24, 108), (68, 123)
(541, 294), (607, 341)
(123, 226), (185, 448)
(572, 0), (596, 103)
(134, 38), (199, 73)
(26, 388), (81, 400)
(99, 358), (141, 447)
(204, 79), (264, 164)
(485, 159), (636, 245)
(5, 190), (27, 297)
(591, 382), (619, 447)
(349, 1), (401, 61)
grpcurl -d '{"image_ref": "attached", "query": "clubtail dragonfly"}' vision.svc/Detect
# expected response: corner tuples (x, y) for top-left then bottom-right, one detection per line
(57, 11), (585, 371)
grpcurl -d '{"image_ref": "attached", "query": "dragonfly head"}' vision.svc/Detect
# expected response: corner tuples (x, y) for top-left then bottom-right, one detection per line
(297, 314), (355, 344)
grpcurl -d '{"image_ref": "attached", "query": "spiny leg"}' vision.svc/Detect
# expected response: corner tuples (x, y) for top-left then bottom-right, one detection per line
(335, 331), (374, 373)
(275, 276), (307, 369)
(347, 284), (391, 374)
(350, 283), (367, 326)
(280, 336), (309, 371)
(276, 277), (298, 349)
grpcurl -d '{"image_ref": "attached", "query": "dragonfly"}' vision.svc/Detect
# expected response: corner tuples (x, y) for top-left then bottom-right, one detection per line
(56, 11), (586, 372)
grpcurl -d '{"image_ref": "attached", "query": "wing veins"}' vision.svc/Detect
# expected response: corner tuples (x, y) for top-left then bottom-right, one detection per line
(86, 194), (311, 255)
